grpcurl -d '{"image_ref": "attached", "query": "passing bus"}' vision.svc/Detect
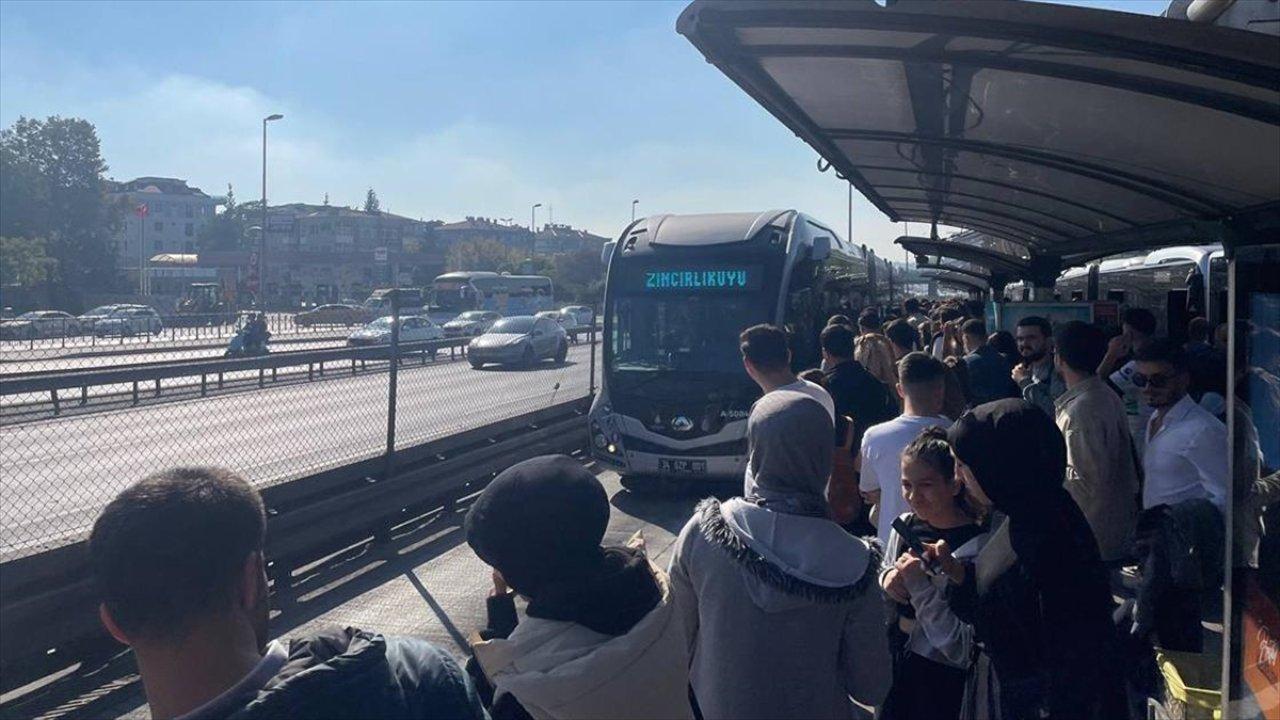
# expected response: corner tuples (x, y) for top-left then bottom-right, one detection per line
(588, 210), (873, 484)
(428, 271), (554, 322)
(1009, 244), (1227, 340)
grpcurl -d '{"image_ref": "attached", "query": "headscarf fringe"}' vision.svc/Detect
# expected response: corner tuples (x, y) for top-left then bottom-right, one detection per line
(695, 498), (881, 604)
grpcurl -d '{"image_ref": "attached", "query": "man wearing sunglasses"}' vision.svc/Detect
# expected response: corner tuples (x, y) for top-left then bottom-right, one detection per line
(1124, 338), (1228, 652)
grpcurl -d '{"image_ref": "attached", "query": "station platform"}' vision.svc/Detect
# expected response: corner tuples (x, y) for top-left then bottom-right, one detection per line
(0, 461), (709, 720)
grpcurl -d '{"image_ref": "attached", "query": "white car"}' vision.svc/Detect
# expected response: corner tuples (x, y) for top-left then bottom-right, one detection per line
(347, 315), (444, 347)
(0, 311), (82, 340)
(93, 306), (164, 337)
(442, 310), (502, 338)
(559, 305), (595, 329)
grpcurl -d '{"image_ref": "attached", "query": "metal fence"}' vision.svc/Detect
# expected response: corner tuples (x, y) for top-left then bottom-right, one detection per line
(0, 307), (598, 561)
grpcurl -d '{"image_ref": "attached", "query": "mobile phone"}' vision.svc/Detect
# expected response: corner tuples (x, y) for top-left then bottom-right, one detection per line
(891, 517), (939, 574)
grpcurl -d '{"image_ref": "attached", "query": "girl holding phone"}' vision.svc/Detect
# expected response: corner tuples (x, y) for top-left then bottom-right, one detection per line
(878, 426), (990, 720)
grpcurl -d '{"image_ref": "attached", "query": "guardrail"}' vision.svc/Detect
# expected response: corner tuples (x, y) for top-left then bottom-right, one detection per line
(2, 325), (597, 415)
(0, 398), (591, 691)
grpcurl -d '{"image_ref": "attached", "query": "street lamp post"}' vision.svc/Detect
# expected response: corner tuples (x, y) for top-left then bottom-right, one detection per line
(631, 199), (639, 222)
(530, 202), (542, 255)
(260, 113), (283, 309)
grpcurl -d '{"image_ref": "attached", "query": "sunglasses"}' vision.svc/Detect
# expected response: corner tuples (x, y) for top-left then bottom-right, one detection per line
(1132, 372), (1176, 389)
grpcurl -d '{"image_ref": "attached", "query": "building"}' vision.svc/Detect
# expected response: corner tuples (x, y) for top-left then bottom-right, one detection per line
(533, 223), (610, 256)
(434, 216), (532, 251)
(259, 203), (445, 306)
(107, 177), (223, 289)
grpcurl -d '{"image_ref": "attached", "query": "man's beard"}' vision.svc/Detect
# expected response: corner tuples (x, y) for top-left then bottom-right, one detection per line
(1021, 349), (1046, 364)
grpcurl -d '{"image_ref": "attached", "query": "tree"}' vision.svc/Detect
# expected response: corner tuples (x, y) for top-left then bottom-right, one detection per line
(550, 247), (605, 302)
(0, 236), (57, 287)
(0, 116), (121, 294)
(363, 187), (380, 214)
(196, 184), (248, 252)
(323, 192), (330, 206)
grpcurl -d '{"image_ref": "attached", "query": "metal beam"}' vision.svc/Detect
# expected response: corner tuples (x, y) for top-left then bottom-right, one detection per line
(826, 129), (1226, 213)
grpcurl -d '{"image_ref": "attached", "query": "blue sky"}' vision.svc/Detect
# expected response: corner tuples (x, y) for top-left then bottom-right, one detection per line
(0, 0), (1170, 257)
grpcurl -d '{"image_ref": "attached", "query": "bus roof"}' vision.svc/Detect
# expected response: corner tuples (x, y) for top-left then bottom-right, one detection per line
(639, 210), (793, 247)
(678, 0), (1280, 271)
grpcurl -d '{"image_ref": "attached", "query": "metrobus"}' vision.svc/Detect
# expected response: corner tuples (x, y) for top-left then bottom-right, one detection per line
(428, 271), (554, 322)
(588, 209), (878, 484)
(1007, 244), (1227, 340)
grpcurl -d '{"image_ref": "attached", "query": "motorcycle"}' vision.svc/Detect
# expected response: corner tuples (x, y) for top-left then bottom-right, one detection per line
(225, 323), (271, 357)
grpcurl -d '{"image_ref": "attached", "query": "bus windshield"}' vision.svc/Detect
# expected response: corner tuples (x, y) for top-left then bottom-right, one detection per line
(609, 294), (764, 375)
(431, 280), (473, 312)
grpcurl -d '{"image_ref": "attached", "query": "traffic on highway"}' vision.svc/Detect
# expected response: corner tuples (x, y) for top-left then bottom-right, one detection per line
(0, 1), (1277, 720)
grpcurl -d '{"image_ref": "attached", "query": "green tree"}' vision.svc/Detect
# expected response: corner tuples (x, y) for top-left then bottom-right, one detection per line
(0, 116), (121, 294)
(550, 248), (604, 302)
(0, 236), (57, 286)
(196, 183), (249, 252)
(363, 187), (380, 213)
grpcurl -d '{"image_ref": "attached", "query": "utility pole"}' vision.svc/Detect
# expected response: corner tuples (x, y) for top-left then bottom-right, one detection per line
(631, 199), (639, 222)
(530, 202), (542, 256)
(261, 113), (283, 309)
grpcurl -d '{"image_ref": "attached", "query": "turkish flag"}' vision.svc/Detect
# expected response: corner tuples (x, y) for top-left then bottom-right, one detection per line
(135, 203), (149, 217)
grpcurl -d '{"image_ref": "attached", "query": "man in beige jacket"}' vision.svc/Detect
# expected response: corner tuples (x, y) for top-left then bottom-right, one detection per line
(1053, 322), (1140, 562)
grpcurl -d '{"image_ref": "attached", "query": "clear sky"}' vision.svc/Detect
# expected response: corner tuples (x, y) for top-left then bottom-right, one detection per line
(0, 0), (1170, 257)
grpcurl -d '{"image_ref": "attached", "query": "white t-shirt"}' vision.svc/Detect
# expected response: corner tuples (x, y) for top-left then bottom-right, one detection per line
(859, 414), (952, 545)
(1143, 394), (1228, 512)
(775, 378), (836, 423)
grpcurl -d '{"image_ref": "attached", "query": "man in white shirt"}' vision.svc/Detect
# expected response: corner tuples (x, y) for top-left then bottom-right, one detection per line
(739, 323), (834, 422)
(1098, 307), (1158, 454)
(1135, 339), (1228, 512)
(859, 352), (952, 545)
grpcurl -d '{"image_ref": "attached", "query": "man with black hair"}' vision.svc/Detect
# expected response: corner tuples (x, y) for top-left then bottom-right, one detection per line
(89, 467), (486, 720)
(884, 319), (919, 359)
(821, 323), (897, 452)
(739, 324), (833, 421)
(902, 298), (926, 327)
(857, 308), (882, 335)
(1122, 339), (1228, 652)
(1053, 321), (1139, 562)
(1100, 307), (1159, 453)
(1012, 315), (1065, 416)
(1135, 339), (1227, 513)
(960, 319), (1018, 405)
(858, 352), (951, 545)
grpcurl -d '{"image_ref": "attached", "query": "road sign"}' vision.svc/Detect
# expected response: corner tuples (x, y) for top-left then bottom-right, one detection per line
(374, 246), (388, 265)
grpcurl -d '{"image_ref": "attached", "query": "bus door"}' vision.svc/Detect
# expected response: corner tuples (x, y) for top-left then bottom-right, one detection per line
(1166, 288), (1192, 344)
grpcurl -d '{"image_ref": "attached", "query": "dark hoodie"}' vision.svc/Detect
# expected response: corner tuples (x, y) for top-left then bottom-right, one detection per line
(947, 399), (1124, 720)
(225, 627), (486, 720)
(668, 392), (891, 719)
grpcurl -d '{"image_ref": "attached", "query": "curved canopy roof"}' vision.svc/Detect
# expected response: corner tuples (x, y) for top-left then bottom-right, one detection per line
(678, 0), (1280, 272)
(918, 267), (989, 293)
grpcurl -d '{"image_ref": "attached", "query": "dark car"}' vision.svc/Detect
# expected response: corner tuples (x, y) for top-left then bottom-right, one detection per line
(467, 315), (568, 369)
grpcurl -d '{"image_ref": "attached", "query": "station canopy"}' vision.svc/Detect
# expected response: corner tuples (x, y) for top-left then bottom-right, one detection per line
(678, 0), (1280, 281)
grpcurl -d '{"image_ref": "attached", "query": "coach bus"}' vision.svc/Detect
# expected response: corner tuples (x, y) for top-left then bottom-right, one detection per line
(428, 271), (554, 323)
(588, 209), (873, 485)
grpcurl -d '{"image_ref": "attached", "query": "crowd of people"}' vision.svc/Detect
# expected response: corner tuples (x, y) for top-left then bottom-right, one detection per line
(84, 296), (1277, 720)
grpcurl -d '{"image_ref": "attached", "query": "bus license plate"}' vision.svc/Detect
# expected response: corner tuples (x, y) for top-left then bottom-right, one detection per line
(659, 458), (706, 475)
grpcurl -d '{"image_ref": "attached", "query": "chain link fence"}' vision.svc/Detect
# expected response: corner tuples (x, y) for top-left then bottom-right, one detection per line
(0, 306), (598, 561)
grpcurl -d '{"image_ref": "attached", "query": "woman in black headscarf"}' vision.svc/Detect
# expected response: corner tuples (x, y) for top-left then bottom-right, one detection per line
(928, 399), (1125, 720)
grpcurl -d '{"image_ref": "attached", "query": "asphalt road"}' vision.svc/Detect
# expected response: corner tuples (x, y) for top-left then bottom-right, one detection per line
(0, 343), (595, 560)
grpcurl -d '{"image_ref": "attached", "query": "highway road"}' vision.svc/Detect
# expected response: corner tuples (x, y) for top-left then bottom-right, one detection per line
(0, 343), (595, 560)
(0, 337), (353, 377)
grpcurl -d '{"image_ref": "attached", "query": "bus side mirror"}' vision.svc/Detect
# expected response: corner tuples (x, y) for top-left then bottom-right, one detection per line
(812, 237), (831, 261)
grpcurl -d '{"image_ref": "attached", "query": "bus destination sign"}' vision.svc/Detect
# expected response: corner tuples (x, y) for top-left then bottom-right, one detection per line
(640, 267), (761, 292)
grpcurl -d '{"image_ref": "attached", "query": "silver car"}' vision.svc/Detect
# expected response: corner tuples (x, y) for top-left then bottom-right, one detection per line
(468, 315), (568, 369)
(0, 311), (81, 340)
(442, 310), (502, 338)
(93, 306), (164, 337)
